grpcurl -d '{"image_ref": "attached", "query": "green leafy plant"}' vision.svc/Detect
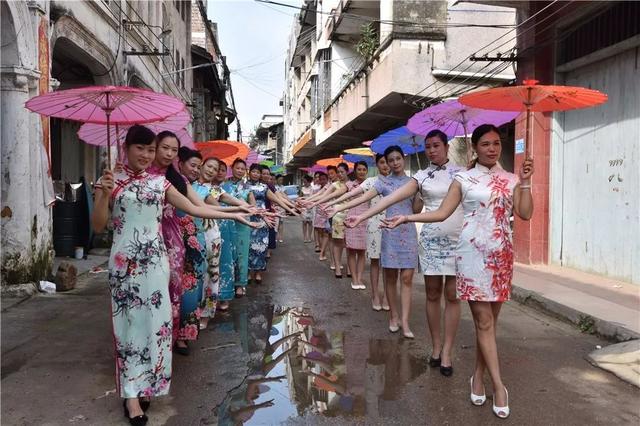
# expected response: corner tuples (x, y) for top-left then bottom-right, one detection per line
(355, 23), (379, 60)
(578, 315), (596, 334)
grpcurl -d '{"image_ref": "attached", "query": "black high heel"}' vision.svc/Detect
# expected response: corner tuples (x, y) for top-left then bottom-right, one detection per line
(428, 356), (441, 367)
(139, 398), (151, 412)
(123, 400), (148, 426)
(440, 365), (453, 377)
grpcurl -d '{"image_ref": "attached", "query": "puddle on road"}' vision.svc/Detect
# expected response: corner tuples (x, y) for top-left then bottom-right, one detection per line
(213, 303), (427, 425)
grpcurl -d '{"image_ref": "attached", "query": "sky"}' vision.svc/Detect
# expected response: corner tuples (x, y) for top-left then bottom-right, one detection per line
(207, 0), (299, 140)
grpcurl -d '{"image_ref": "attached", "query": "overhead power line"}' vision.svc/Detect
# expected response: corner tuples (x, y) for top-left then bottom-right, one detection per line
(407, 0), (568, 105)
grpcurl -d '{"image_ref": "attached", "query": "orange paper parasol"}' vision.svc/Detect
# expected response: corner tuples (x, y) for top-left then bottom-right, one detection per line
(459, 80), (607, 157)
(316, 157), (353, 168)
(195, 140), (250, 164)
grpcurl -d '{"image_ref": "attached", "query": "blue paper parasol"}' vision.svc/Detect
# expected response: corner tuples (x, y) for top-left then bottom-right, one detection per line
(371, 126), (425, 167)
(342, 154), (375, 165)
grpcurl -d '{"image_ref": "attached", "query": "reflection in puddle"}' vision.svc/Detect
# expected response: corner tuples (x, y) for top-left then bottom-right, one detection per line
(214, 304), (427, 424)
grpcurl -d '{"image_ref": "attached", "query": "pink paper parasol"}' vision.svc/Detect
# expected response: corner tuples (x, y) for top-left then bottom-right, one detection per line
(406, 99), (519, 162)
(78, 109), (192, 153)
(301, 165), (327, 174)
(26, 85), (185, 168)
(246, 150), (270, 165)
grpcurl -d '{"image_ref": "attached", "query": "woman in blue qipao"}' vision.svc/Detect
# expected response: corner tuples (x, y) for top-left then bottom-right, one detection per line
(246, 164), (300, 285)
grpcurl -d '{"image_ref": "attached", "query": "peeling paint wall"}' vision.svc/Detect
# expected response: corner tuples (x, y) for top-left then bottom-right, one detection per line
(1, 1), (53, 285)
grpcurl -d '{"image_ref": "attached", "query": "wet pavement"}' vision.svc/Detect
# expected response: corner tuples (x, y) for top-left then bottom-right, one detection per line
(2, 218), (640, 425)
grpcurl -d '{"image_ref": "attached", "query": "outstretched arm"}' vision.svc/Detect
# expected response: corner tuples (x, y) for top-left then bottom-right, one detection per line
(309, 184), (345, 206)
(267, 190), (299, 216)
(324, 185), (365, 209)
(328, 188), (378, 217)
(347, 179), (418, 226)
(167, 187), (255, 226)
(382, 181), (462, 228)
(219, 192), (250, 208)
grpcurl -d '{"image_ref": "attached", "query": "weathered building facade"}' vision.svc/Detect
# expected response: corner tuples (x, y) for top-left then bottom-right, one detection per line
(191, 0), (235, 141)
(1, 0), (194, 285)
(498, 1), (639, 284)
(283, 0), (516, 169)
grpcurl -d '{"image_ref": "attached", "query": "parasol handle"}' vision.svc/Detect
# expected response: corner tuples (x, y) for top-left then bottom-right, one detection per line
(524, 104), (533, 160)
(460, 110), (471, 165)
(106, 111), (112, 170)
(525, 86), (533, 160)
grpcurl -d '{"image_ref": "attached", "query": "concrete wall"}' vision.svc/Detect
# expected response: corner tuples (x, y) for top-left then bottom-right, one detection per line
(550, 47), (640, 284)
(1, 0), (194, 285)
(1, 1), (54, 284)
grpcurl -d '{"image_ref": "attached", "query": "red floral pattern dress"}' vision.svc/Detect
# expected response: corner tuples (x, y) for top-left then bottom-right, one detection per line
(107, 166), (172, 398)
(454, 163), (519, 302)
(148, 165), (185, 346)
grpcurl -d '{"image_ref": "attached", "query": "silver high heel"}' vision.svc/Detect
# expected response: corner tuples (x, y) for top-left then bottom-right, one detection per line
(469, 376), (486, 406)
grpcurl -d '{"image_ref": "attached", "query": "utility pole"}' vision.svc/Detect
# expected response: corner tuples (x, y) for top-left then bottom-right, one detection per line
(220, 56), (228, 140)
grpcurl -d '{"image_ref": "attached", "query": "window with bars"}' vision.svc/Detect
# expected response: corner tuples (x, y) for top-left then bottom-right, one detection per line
(558, 2), (640, 65)
(319, 48), (331, 110)
(310, 75), (319, 119)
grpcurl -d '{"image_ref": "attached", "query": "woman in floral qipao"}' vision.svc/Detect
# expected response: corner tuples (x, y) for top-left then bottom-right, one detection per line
(348, 130), (464, 378)
(222, 158), (255, 298)
(176, 149), (257, 354)
(92, 125), (251, 425)
(382, 124), (534, 419)
(338, 147), (423, 339)
(323, 154), (391, 311)
(246, 164), (299, 284)
(197, 157), (255, 327)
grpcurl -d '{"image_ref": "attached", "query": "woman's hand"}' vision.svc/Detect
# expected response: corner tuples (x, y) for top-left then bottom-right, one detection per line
(344, 215), (361, 228)
(519, 157), (534, 182)
(381, 215), (406, 229)
(324, 206), (337, 218)
(98, 169), (114, 196)
(239, 205), (257, 214)
(233, 213), (254, 227)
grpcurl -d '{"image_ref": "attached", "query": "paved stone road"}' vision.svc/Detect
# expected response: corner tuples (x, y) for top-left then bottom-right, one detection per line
(2, 219), (639, 425)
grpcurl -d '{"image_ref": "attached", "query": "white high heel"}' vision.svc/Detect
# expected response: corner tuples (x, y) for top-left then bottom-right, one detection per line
(492, 387), (510, 419)
(469, 376), (486, 406)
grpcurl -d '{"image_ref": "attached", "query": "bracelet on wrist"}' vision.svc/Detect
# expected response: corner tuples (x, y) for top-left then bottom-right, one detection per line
(519, 184), (531, 190)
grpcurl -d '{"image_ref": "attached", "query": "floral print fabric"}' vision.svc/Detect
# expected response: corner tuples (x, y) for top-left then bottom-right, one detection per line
(222, 179), (251, 287)
(176, 182), (209, 340)
(200, 183), (221, 319)
(454, 163), (519, 302)
(413, 164), (464, 276)
(147, 165), (185, 345)
(361, 177), (384, 260)
(374, 174), (418, 269)
(344, 180), (368, 250)
(212, 185), (236, 302)
(108, 166), (172, 398)
(247, 181), (269, 272)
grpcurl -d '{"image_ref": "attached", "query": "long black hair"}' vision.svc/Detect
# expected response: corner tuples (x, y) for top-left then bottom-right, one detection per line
(125, 124), (156, 147)
(178, 146), (202, 163)
(156, 130), (188, 195)
(354, 160), (369, 171)
(336, 162), (349, 173)
(383, 145), (404, 159)
(470, 124), (500, 169)
(425, 129), (448, 145)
